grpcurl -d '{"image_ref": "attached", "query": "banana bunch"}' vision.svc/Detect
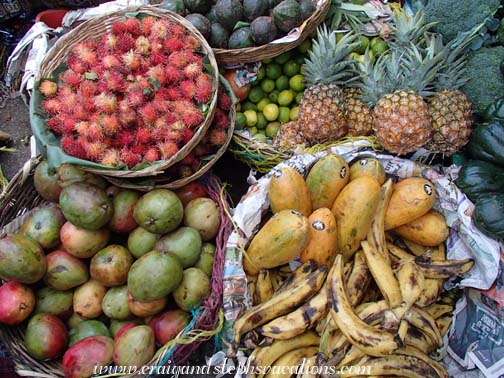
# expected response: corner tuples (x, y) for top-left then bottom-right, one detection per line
(232, 159), (474, 378)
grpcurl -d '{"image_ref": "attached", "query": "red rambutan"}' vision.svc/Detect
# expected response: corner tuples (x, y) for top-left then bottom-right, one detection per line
(116, 33), (135, 53)
(182, 50), (198, 64)
(120, 149), (141, 168)
(218, 90), (233, 111)
(85, 121), (104, 140)
(147, 52), (164, 67)
(195, 73), (212, 87)
(168, 23), (186, 38)
(74, 104), (89, 120)
(94, 93), (117, 114)
(61, 136), (88, 159)
(173, 100), (191, 116)
(141, 16), (156, 36)
(168, 51), (189, 69)
(151, 20), (168, 40)
(164, 38), (184, 53)
(151, 98), (170, 113)
(148, 65), (167, 85)
(136, 126), (153, 143)
(208, 129), (227, 146)
(83, 141), (107, 161)
(46, 116), (63, 134)
(144, 147), (160, 162)
(184, 34), (201, 50)
(149, 40), (164, 55)
(100, 114), (120, 135)
(124, 18), (141, 37)
(100, 149), (120, 167)
(71, 43), (98, 67)
(182, 129), (195, 144)
(119, 109), (137, 128)
(123, 50), (142, 71)
(194, 143), (211, 157)
(116, 130), (135, 147)
(166, 87), (183, 101)
(67, 55), (88, 74)
(82, 98), (96, 113)
(158, 141), (179, 160)
(165, 65), (183, 84)
(62, 117), (77, 134)
(111, 21), (127, 35)
(139, 103), (158, 124)
(42, 98), (63, 115)
(125, 87), (145, 108)
(79, 80), (97, 98)
(74, 121), (90, 137)
(60, 70), (82, 88)
(183, 62), (203, 80)
(99, 71), (126, 93)
(183, 107), (204, 128)
(135, 36), (150, 56)
(131, 144), (148, 155)
(194, 81), (213, 103)
(39, 80), (58, 97)
(179, 80), (196, 100)
(102, 55), (122, 70)
(214, 108), (230, 129)
(101, 33), (118, 51)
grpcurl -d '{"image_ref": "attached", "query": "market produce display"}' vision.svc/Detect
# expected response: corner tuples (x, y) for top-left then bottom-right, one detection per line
(232, 155), (474, 377)
(0, 163), (223, 377)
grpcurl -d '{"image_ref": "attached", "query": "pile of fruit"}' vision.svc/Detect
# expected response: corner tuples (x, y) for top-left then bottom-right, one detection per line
(0, 162), (222, 377)
(38, 15), (222, 169)
(232, 154), (475, 377)
(162, 0), (317, 49)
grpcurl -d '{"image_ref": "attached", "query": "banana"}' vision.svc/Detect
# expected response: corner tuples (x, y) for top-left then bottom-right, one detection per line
(367, 179), (394, 264)
(387, 243), (415, 262)
(405, 306), (443, 347)
(416, 278), (443, 308)
(233, 266), (327, 347)
(396, 258), (425, 307)
(269, 270), (283, 292)
(248, 281), (257, 305)
(249, 331), (320, 378)
(264, 346), (318, 378)
(404, 325), (437, 354)
(335, 344), (366, 369)
(426, 303), (453, 320)
(328, 254), (400, 357)
(296, 355), (318, 378)
(347, 250), (371, 307)
(362, 240), (403, 308)
(275, 260), (318, 295)
(401, 238), (427, 256)
(433, 243), (446, 260)
(339, 354), (440, 378)
(436, 316), (453, 338)
(397, 319), (409, 342)
(360, 281), (383, 303)
(416, 258), (474, 279)
(258, 283), (329, 339)
(395, 346), (448, 378)
(255, 269), (274, 304)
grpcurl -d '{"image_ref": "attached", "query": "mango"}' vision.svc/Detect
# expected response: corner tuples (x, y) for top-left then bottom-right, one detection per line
(155, 227), (202, 268)
(113, 326), (155, 367)
(62, 336), (113, 378)
(90, 245), (134, 287)
(25, 313), (68, 361)
(35, 287), (73, 318)
(102, 286), (132, 320)
(0, 234), (46, 284)
(44, 250), (89, 290)
(20, 206), (65, 250)
(73, 279), (107, 319)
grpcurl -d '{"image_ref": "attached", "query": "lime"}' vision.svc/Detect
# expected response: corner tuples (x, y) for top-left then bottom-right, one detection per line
(335, 32), (345, 43)
(244, 110), (258, 127)
(260, 78), (276, 93)
(274, 51), (293, 65)
(248, 126), (258, 135)
(275, 75), (290, 91)
(370, 36), (381, 48)
(257, 66), (266, 81)
(278, 106), (291, 123)
(349, 52), (362, 61)
(235, 112), (247, 130)
(283, 60), (300, 77)
(297, 39), (311, 54)
(269, 90), (280, 103)
(300, 65), (306, 75)
(262, 58), (272, 64)
(289, 74), (305, 92)
(295, 55), (307, 65)
(263, 103), (280, 121)
(242, 101), (257, 111)
(257, 98), (271, 111)
(256, 112), (268, 130)
(277, 90), (294, 106)
(266, 63), (282, 80)
(266, 122), (281, 138)
(354, 35), (370, 54)
(368, 49), (375, 63)
(371, 40), (388, 56)
(254, 132), (267, 143)
(295, 91), (304, 104)
(248, 87), (264, 103)
(289, 106), (299, 121)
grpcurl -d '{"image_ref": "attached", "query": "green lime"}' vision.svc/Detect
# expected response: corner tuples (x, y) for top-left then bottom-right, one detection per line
(248, 87), (265, 103)
(260, 78), (276, 93)
(262, 58), (272, 64)
(243, 110), (258, 127)
(289, 74), (305, 92)
(300, 65), (306, 75)
(371, 40), (388, 56)
(269, 90), (280, 103)
(254, 132), (267, 143)
(235, 112), (247, 130)
(266, 122), (281, 138)
(297, 39), (311, 54)
(274, 51), (293, 65)
(242, 101), (257, 111)
(283, 60), (300, 77)
(370, 36), (381, 48)
(354, 35), (370, 54)
(278, 106), (291, 123)
(275, 75), (290, 91)
(349, 52), (362, 62)
(295, 55), (307, 65)
(263, 103), (280, 121)
(266, 63), (282, 80)
(277, 90), (294, 106)
(289, 106), (299, 121)
(335, 32), (345, 43)
(257, 66), (266, 81)
(295, 91), (304, 104)
(257, 98), (271, 111)
(248, 126), (258, 135)
(256, 112), (268, 130)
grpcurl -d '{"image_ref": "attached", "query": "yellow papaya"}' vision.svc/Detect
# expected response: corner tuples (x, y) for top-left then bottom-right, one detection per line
(243, 210), (310, 275)
(393, 210), (449, 247)
(306, 154), (349, 210)
(269, 166), (312, 216)
(385, 177), (436, 230)
(331, 176), (381, 261)
(349, 158), (386, 185)
(300, 208), (338, 267)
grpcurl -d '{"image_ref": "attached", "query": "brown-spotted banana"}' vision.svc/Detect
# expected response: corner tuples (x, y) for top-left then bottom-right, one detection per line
(416, 258), (474, 279)
(347, 249), (371, 307)
(404, 325), (437, 354)
(255, 269), (274, 304)
(264, 346), (318, 378)
(416, 278), (444, 307)
(405, 306), (443, 347)
(367, 179), (394, 264)
(396, 258), (425, 308)
(395, 346), (448, 378)
(296, 355), (318, 378)
(436, 316), (453, 338)
(426, 303), (453, 320)
(274, 260), (318, 295)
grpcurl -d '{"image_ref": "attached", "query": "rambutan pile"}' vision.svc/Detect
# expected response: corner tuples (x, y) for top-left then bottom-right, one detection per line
(39, 16), (216, 169)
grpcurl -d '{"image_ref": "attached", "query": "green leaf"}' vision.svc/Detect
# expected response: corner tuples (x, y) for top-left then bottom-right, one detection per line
(143, 87), (153, 96)
(84, 72), (98, 80)
(233, 21), (250, 31)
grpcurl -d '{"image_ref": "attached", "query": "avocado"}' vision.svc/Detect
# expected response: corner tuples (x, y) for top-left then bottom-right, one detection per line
(243, 0), (269, 22)
(185, 13), (212, 39)
(250, 16), (278, 45)
(184, 0), (212, 14)
(215, 0), (244, 31)
(210, 22), (230, 48)
(228, 27), (255, 48)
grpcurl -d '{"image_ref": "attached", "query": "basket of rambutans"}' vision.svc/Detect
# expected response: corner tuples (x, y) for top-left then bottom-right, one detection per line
(30, 5), (220, 178)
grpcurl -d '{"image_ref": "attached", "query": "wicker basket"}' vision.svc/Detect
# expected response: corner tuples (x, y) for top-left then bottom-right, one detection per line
(213, 0), (330, 64)
(33, 5), (219, 179)
(0, 157), (233, 377)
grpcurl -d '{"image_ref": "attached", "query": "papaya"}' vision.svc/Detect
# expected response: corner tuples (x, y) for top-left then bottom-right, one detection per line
(392, 210), (449, 247)
(331, 176), (381, 261)
(300, 208), (338, 267)
(269, 166), (311, 216)
(349, 158), (386, 185)
(385, 177), (436, 230)
(244, 210), (310, 275)
(306, 154), (349, 210)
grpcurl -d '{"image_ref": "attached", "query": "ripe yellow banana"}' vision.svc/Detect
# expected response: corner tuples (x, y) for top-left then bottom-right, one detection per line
(264, 346), (318, 378)
(404, 325), (437, 354)
(258, 283), (329, 339)
(255, 269), (274, 304)
(335, 344), (366, 369)
(274, 260), (318, 295)
(328, 254), (400, 357)
(436, 316), (453, 338)
(396, 258), (425, 307)
(387, 242), (415, 262)
(426, 303), (453, 320)
(367, 179), (394, 264)
(405, 306), (443, 347)
(416, 278), (443, 307)
(233, 266), (327, 347)
(432, 243), (446, 260)
(401, 238), (427, 256)
(249, 331), (320, 378)
(347, 249), (371, 307)
(296, 355), (317, 378)
(362, 240), (403, 308)
(249, 280), (257, 304)
(269, 270), (283, 292)
(416, 258), (474, 279)
(395, 346), (448, 378)
(360, 281), (383, 303)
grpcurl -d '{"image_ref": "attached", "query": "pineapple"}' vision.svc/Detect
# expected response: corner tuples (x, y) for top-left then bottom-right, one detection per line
(274, 121), (305, 148)
(343, 87), (373, 136)
(297, 25), (360, 146)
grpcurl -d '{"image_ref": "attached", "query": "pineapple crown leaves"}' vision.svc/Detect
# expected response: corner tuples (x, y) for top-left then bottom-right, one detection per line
(389, 10), (438, 48)
(303, 24), (361, 87)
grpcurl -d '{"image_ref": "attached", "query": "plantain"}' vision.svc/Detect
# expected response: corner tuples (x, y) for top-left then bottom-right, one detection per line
(416, 258), (474, 279)
(233, 266), (327, 348)
(405, 306), (443, 347)
(328, 254), (400, 357)
(335, 344), (366, 369)
(387, 242), (415, 262)
(395, 346), (448, 378)
(362, 240), (403, 308)
(274, 260), (318, 295)
(296, 355), (318, 378)
(426, 303), (453, 320)
(264, 346), (318, 378)
(255, 269), (274, 304)
(404, 326), (437, 354)
(436, 316), (453, 338)
(367, 179), (394, 264)
(416, 278), (444, 307)
(401, 238), (427, 256)
(269, 270), (284, 292)
(347, 249), (371, 307)
(396, 258), (425, 308)
(258, 283), (329, 339)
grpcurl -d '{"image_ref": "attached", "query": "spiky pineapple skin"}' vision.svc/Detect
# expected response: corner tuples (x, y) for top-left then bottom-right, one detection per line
(373, 90), (432, 155)
(343, 87), (373, 137)
(273, 121), (305, 148)
(427, 89), (472, 155)
(298, 83), (347, 145)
